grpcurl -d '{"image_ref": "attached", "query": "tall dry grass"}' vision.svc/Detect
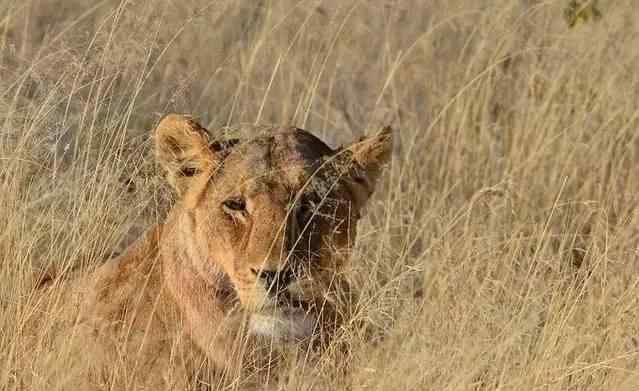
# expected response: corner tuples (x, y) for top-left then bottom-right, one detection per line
(2, 0), (639, 389)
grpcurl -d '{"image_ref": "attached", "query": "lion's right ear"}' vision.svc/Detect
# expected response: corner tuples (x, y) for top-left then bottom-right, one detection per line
(154, 114), (217, 194)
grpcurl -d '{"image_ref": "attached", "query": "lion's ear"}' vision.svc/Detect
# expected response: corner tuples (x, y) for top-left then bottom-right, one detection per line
(341, 126), (393, 207)
(154, 114), (217, 194)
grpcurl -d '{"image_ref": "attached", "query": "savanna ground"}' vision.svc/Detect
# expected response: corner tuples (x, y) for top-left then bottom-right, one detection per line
(2, 0), (639, 389)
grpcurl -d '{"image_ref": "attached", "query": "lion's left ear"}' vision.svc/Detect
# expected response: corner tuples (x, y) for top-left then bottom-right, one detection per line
(340, 126), (393, 206)
(154, 114), (217, 195)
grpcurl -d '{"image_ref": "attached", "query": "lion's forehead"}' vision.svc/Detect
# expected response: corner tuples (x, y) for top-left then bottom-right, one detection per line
(271, 128), (333, 163)
(223, 128), (335, 189)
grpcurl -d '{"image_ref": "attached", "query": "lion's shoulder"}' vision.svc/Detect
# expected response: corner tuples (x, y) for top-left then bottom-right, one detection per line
(83, 225), (168, 320)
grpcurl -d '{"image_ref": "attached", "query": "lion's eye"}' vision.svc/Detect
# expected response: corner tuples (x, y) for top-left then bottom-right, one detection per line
(298, 202), (312, 218)
(296, 201), (318, 228)
(180, 167), (199, 177)
(222, 197), (246, 212)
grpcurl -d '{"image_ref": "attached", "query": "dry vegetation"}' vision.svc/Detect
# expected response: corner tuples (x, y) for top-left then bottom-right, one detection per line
(2, 0), (639, 389)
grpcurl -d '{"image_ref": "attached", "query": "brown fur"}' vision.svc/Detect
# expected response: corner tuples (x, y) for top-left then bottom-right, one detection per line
(25, 115), (393, 389)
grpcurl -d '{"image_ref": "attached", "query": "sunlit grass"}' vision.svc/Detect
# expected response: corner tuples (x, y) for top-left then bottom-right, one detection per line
(2, 0), (639, 389)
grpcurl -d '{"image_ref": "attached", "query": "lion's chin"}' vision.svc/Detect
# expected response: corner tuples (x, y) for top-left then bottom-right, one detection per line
(248, 309), (316, 341)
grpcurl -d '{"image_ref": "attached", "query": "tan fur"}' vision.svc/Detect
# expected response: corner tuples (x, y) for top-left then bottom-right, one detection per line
(24, 115), (392, 389)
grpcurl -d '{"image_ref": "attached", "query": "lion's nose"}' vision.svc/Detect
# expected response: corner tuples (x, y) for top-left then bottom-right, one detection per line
(251, 268), (294, 292)
(254, 269), (277, 287)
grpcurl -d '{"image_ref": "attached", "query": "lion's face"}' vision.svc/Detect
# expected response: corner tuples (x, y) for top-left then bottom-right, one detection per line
(155, 115), (392, 313)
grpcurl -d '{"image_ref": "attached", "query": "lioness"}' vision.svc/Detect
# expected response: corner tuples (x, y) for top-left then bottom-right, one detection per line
(25, 115), (392, 390)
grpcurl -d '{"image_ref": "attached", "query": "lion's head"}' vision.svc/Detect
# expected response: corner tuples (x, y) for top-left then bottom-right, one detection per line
(154, 115), (392, 318)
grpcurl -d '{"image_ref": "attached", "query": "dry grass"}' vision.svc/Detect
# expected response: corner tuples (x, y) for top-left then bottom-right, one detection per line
(2, 0), (639, 389)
